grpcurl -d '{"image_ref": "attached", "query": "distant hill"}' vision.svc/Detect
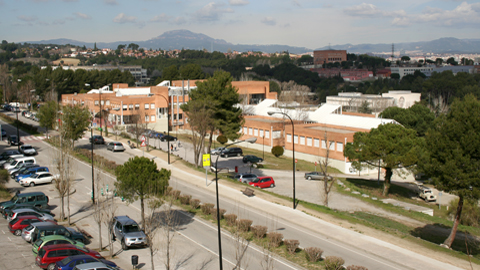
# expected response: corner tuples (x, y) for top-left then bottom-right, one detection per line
(24, 31), (480, 54)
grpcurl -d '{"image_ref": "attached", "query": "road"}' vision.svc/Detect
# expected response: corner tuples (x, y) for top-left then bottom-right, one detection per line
(0, 111), (466, 270)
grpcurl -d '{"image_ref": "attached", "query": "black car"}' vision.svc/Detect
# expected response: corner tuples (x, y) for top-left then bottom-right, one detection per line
(160, 135), (177, 142)
(7, 135), (21, 146)
(89, 135), (105, 144)
(0, 150), (22, 161)
(220, 147), (243, 157)
(243, 155), (263, 163)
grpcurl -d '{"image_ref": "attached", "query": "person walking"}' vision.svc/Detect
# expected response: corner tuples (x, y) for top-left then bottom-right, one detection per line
(170, 144), (173, 152)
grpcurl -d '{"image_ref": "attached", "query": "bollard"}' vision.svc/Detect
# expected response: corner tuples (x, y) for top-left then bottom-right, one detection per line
(131, 255), (139, 270)
(101, 188), (104, 196)
(106, 184), (109, 193)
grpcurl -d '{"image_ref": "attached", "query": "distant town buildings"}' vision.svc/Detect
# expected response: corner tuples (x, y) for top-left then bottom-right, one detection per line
(313, 50), (347, 65)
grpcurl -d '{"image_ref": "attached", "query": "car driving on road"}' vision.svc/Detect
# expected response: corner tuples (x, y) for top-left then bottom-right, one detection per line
(106, 142), (125, 152)
(249, 176), (275, 189)
(304, 171), (333, 180)
(20, 144), (37, 155)
(89, 135), (105, 144)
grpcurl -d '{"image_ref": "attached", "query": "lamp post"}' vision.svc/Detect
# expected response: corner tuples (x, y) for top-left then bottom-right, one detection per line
(214, 137), (257, 270)
(91, 124), (95, 204)
(159, 95), (171, 164)
(268, 111), (296, 209)
(15, 108), (20, 152)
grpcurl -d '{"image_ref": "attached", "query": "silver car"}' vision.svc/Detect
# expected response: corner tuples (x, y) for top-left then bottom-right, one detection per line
(234, 173), (258, 183)
(22, 221), (55, 243)
(211, 147), (226, 155)
(8, 208), (54, 222)
(20, 144), (37, 156)
(107, 142), (125, 152)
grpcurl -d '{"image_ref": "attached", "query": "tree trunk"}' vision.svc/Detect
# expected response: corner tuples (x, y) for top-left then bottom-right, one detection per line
(324, 178), (329, 207)
(140, 197), (145, 230)
(150, 245), (155, 270)
(382, 168), (392, 196)
(98, 222), (102, 250)
(60, 196), (65, 220)
(443, 196), (464, 248)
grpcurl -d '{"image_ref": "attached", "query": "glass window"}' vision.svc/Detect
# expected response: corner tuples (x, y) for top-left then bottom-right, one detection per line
(294, 135), (298, 144)
(243, 127), (248, 134)
(151, 103), (155, 109)
(144, 103), (149, 110)
(145, 115), (149, 122)
(123, 105), (127, 111)
(128, 104), (133, 110)
(254, 128), (258, 136)
(337, 142), (343, 152)
(259, 129), (264, 137)
(151, 115), (155, 122)
(321, 140), (327, 149)
(286, 134), (292, 143)
(94, 100), (99, 106)
(329, 141), (335, 150)
(300, 136), (305, 145)
(307, 137), (312, 146)
(249, 128), (253, 135)
(265, 130), (270, 139)
(135, 104), (140, 110)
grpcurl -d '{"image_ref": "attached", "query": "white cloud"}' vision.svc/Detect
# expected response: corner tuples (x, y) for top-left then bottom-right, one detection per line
(104, 0), (118, 5)
(344, 3), (384, 17)
(194, 2), (233, 22)
(53, 19), (66, 25)
(150, 13), (170, 22)
(229, 0), (249, 6)
(261, 17), (276, 26)
(172, 16), (187, 25)
(113, 13), (137, 24)
(17, 15), (37, 22)
(74, 12), (91, 20)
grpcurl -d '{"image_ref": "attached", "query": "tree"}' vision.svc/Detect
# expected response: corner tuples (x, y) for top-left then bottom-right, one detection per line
(421, 94), (480, 248)
(380, 104), (435, 137)
(38, 100), (58, 139)
(179, 64), (204, 80)
(318, 132), (336, 207)
(446, 57), (458, 66)
(162, 65), (179, 81)
(344, 123), (421, 196)
(115, 156), (170, 229)
(400, 56), (410, 62)
(61, 104), (91, 147)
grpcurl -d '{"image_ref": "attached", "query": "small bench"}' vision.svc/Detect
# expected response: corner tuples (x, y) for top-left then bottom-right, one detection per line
(242, 187), (255, 197)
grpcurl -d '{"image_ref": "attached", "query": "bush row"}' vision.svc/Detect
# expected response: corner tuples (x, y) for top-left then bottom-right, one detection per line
(166, 187), (369, 269)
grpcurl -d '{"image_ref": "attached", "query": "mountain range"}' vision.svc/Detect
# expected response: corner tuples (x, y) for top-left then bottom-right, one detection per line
(26, 30), (480, 55)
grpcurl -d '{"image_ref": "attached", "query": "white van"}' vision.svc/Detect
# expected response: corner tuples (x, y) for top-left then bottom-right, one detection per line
(4, 157), (36, 171)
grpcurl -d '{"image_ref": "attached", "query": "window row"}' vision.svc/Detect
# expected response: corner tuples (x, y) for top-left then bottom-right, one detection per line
(121, 103), (156, 111)
(286, 134), (343, 152)
(242, 127), (270, 139)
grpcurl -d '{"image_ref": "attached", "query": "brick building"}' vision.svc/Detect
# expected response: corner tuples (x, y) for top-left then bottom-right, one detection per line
(313, 50), (347, 65)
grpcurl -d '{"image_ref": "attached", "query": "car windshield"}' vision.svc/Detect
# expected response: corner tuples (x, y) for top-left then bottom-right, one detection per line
(34, 239), (43, 246)
(9, 160), (18, 166)
(251, 178), (260, 183)
(23, 146), (33, 150)
(25, 225), (34, 231)
(115, 143), (122, 146)
(124, 224), (140, 233)
(59, 256), (73, 264)
(38, 248), (46, 257)
(10, 195), (18, 202)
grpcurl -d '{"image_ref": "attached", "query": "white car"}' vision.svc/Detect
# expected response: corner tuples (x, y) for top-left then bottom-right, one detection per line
(19, 172), (59, 187)
(20, 145), (37, 156)
(8, 208), (54, 222)
(211, 147), (226, 155)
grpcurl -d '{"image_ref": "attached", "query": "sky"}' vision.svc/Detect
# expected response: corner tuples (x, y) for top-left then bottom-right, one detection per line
(1, 0), (480, 49)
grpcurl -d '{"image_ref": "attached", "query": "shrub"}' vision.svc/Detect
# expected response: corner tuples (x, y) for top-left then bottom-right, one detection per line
(346, 266), (368, 270)
(447, 198), (480, 226)
(251, 225), (267, 239)
(267, 232), (283, 248)
(211, 208), (227, 220)
(324, 256), (345, 270)
(284, 239), (300, 254)
(190, 199), (200, 209)
(271, 145), (284, 157)
(224, 214), (237, 226)
(216, 135), (227, 144)
(304, 247), (323, 262)
(236, 219), (253, 232)
(171, 189), (181, 200)
(179, 195), (191, 205)
(0, 169), (9, 184)
(201, 203), (214, 215)
(165, 186), (173, 196)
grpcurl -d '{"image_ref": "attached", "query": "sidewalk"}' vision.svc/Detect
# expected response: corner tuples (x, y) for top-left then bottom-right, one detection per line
(97, 132), (468, 270)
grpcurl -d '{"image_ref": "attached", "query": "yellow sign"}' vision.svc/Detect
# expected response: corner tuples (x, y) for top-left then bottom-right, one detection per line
(202, 154), (211, 167)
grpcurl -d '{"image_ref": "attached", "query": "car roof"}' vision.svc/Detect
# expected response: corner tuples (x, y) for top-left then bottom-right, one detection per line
(74, 262), (110, 269)
(42, 243), (77, 251)
(16, 191), (46, 196)
(13, 208), (40, 213)
(16, 215), (40, 220)
(257, 176), (272, 179)
(114, 215), (138, 225)
(38, 235), (71, 241)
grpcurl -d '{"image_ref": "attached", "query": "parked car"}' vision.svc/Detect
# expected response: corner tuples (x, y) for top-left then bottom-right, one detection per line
(417, 185), (437, 202)
(54, 254), (118, 270)
(7, 134), (21, 146)
(22, 222), (58, 243)
(8, 215), (45, 236)
(65, 227), (87, 244)
(242, 155), (263, 163)
(111, 215), (147, 250)
(304, 171), (333, 181)
(220, 147), (243, 157)
(33, 235), (86, 255)
(19, 172), (59, 187)
(160, 135), (177, 142)
(0, 153), (24, 166)
(234, 173), (258, 183)
(3, 203), (53, 219)
(20, 144), (37, 155)
(106, 142), (125, 152)
(1, 128), (6, 137)
(16, 166), (50, 182)
(72, 262), (117, 270)
(4, 156), (36, 170)
(211, 147), (226, 155)
(249, 176), (275, 189)
(9, 163), (39, 176)
(36, 244), (103, 269)
(89, 135), (105, 144)
(0, 150), (22, 161)
(10, 164), (40, 178)
(0, 191), (49, 213)
(8, 208), (55, 222)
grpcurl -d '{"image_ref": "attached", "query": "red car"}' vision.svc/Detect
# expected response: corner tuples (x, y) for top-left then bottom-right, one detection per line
(8, 215), (55, 236)
(249, 176), (275, 189)
(36, 244), (103, 270)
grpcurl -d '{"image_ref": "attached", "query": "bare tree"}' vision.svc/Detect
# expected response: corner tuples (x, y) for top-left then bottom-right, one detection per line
(144, 197), (163, 270)
(318, 131), (336, 207)
(160, 196), (179, 270)
(183, 99), (214, 167)
(92, 168), (106, 250)
(233, 226), (250, 269)
(102, 190), (117, 258)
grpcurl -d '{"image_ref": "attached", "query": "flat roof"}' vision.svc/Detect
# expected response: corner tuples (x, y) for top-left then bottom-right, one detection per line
(247, 117), (284, 123)
(306, 126), (355, 134)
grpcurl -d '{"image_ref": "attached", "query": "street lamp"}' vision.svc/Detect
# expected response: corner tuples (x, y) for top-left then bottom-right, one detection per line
(91, 123), (95, 204)
(214, 137), (257, 270)
(268, 111), (297, 209)
(158, 95), (171, 165)
(15, 108), (20, 152)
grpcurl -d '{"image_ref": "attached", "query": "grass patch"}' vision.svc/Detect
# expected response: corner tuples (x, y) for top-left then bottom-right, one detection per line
(0, 184), (12, 200)
(0, 113), (41, 136)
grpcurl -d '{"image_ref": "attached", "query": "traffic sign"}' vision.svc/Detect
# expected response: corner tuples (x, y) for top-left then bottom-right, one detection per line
(295, 159), (298, 163)
(314, 161), (317, 166)
(203, 154), (211, 167)
(140, 135), (146, 147)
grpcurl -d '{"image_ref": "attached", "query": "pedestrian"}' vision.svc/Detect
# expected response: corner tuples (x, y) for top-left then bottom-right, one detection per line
(178, 141), (182, 148)
(174, 141), (177, 151)
(170, 144), (173, 152)
(15, 190), (20, 196)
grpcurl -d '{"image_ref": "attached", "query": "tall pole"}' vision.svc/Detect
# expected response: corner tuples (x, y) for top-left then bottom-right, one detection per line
(215, 154), (223, 270)
(99, 90), (102, 137)
(91, 126), (95, 204)
(160, 95), (170, 164)
(16, 109), (20, 152)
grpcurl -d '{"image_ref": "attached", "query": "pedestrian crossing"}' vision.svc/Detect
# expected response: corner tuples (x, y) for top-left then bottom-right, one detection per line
(17, 135), (46, 142)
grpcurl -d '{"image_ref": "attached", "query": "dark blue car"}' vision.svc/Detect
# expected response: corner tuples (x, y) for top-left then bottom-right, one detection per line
(16, 167), (49, 182)
(54, 254), (117, 270)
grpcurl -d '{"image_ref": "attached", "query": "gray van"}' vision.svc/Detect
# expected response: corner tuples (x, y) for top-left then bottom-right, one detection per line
(32, 224), (71, 242)
(21, 221), (57, 243)
(0, 192), (49, 214)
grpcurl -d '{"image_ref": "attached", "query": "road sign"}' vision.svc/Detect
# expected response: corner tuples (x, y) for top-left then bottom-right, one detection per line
(203, 154), (211, 167)
(140, 135), (146, 147)
(314, 161), (317, 166)
(295, 159), (298, 163)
